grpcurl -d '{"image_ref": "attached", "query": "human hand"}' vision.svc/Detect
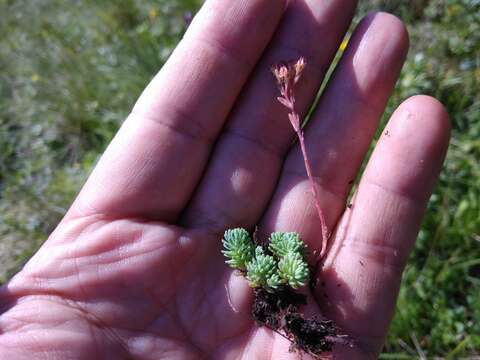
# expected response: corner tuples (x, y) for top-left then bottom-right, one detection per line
(0, 1), (450, 359)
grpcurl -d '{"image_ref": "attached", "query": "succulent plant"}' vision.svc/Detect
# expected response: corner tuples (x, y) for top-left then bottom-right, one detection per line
(221, 228), (254, 270)
(277, 251), (309, 289)
(246, 247), (280, 289)
(268, 231), (306, 258)
(222, 228), (310, 291)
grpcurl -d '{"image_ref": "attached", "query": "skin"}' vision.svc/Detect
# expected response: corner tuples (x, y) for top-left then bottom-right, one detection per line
(0, 0), (450, 359)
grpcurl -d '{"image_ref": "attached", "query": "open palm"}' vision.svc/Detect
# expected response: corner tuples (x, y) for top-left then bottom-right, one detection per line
(0, 1), (450, 359)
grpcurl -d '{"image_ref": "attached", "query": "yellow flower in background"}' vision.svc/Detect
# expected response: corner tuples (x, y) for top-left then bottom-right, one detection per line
(339, 38), (349, 52)
(31, 73), (40, 82)
(149, 7), (158, 20)
(447, 4), (462, 17)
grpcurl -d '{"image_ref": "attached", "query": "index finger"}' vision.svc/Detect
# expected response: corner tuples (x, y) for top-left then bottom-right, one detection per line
(67, 0), (286, 222)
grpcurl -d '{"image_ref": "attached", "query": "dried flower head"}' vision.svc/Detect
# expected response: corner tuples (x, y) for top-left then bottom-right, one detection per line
(293, 57), (306, 83)
(271, 63), (290, 86)
(271, 57), (306, 88)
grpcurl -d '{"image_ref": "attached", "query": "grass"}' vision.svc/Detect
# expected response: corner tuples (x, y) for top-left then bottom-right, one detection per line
(0, 0), (479, 357)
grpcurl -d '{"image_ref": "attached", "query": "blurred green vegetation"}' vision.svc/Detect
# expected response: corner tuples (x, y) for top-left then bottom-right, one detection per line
(0, 0), (478, 357)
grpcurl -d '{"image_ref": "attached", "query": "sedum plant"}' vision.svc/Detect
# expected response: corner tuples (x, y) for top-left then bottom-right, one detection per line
(221, 228), (255, 270)
(220, 60), (345, 357)
(246, 247), (281, 289)
(277, 251), (309, 289)
(269, 232), (306, 258)
(222, 228), (310, 291)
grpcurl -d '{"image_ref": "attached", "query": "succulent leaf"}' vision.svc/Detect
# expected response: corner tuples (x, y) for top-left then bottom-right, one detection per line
(277, 251), (309, 289)
(266, 273), (282, 290)
(246, 246), (278, 289)
(268, 232), (305, 258)
(221, 228), (254, 270)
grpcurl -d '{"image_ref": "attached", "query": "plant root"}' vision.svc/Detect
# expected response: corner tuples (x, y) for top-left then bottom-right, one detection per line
(252, 287), (351, 358)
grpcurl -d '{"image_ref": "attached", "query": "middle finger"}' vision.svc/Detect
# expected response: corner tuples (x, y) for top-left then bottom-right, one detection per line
(182, 0), (358, 232)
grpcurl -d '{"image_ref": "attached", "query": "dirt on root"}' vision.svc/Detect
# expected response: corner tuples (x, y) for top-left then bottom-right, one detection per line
(252, 287), (350, 358)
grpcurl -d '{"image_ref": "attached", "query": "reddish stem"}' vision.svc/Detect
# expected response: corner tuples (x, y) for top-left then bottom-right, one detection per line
(290, 111), (330, 259)
(273, 58), (330, 261)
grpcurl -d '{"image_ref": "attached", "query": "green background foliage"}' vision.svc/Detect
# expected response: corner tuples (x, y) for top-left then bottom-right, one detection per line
(0, 0), (478, 357)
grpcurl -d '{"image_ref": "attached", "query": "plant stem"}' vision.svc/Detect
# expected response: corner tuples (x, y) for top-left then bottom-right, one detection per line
(272, 58), (330, 261)
(290, 111), (330, 259)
